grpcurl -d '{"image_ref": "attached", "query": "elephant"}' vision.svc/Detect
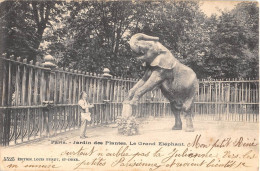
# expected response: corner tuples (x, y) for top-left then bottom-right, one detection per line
(123, 33), (199, 132)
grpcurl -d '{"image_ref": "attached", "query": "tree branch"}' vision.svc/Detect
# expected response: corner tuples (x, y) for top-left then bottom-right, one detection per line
(39, 3), (44, 23)
(32, 2), (39, 25)
(86, 5), (101, 39)
(44, 3), (51, 23)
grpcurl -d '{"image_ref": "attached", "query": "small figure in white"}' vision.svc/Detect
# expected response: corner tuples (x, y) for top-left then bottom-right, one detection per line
(78, 91), (94, 139)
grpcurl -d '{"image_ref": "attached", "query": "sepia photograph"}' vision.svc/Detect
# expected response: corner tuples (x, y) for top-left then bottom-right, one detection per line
(0, 0), (259, 171)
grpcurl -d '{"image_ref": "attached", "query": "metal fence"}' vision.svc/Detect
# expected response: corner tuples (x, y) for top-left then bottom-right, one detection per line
(131, 79), (259, 122)
(0, 55), (137, 146)
(0, 55), (259, 146)
(194, 79), (259, 121)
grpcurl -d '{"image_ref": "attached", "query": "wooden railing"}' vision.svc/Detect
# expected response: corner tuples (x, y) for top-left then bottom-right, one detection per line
(0, 54), (259, 146)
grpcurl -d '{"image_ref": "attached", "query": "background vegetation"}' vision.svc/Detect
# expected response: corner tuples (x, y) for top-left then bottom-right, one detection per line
(0, 1), (258, 79)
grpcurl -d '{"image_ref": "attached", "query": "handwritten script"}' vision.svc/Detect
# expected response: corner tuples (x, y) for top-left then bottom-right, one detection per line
(2, 134), (258, 171)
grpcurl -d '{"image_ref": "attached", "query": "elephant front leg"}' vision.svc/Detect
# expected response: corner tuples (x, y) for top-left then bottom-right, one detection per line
(124, 79), (145, 103)
(129, 70), (164, 105)
(124, 69), (152, 103)
(122, 69), (152, 118)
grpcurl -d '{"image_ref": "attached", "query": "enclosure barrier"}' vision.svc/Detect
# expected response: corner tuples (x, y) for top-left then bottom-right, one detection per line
(0, 55), (259, 146)
(0, 55), (138, 146)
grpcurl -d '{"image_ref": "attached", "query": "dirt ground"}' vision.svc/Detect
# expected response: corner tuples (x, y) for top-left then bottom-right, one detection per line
(6, 116), (257, 145)
(1, 117), (259, 171)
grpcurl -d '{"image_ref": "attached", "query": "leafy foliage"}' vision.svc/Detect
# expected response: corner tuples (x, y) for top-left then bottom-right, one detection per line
(0, 1), (64, 61)
(116, 116), (139, 136)
(0, 1), (258, 79)
(206, 2), (259, 78)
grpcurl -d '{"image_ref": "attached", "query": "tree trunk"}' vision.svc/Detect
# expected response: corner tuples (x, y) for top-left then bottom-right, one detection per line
(30, 2), (50, 61)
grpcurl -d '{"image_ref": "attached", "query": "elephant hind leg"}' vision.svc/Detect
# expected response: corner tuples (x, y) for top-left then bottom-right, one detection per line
(170, 101), (182, 130)
(183, 99), (195, 132)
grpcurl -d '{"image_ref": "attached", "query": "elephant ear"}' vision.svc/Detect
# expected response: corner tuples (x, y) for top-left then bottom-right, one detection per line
(129, 36), (140, 53)
(150, 53), (177, 69)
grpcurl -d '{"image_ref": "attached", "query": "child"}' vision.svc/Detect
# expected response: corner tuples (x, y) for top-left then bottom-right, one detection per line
(78, 91), (94, 139)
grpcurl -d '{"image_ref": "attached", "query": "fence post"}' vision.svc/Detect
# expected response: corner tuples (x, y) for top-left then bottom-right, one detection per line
(42, 54), (57, 137)
(103, 68), (112, 124)
(0, 54), (6, 146)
